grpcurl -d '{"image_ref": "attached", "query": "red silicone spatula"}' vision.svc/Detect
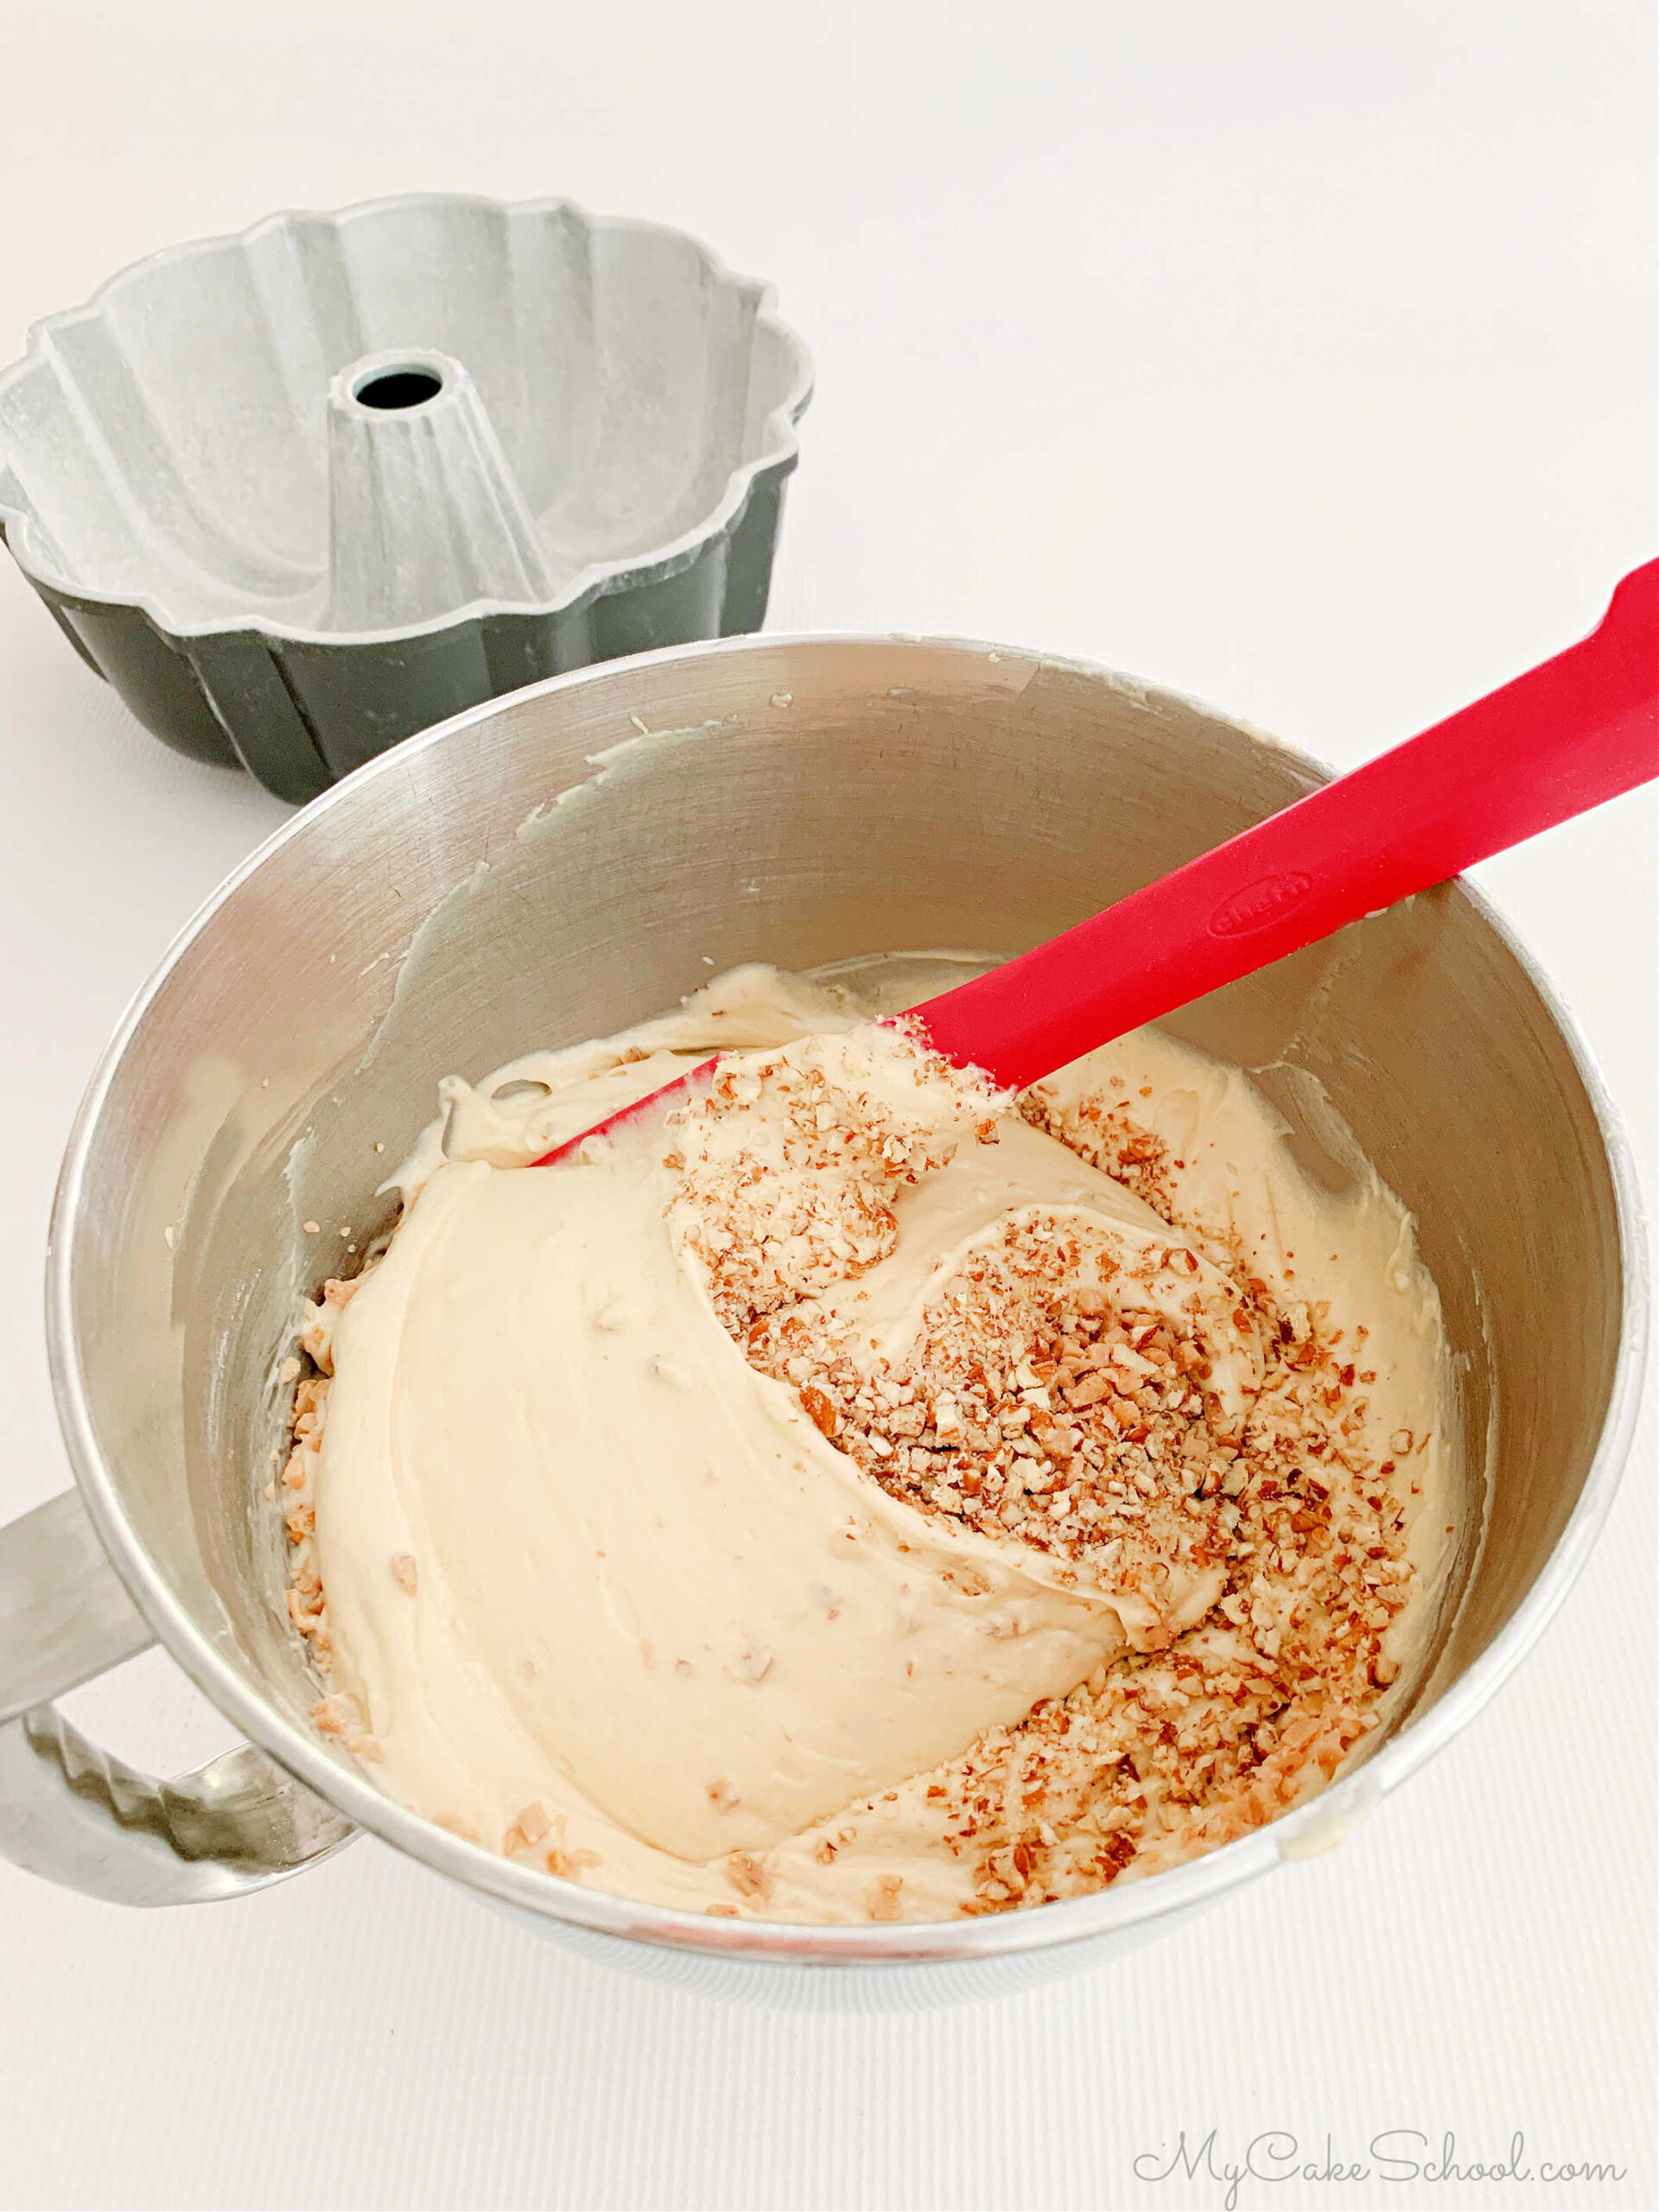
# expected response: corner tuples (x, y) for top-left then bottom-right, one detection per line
(535, 560), (1658, 1166)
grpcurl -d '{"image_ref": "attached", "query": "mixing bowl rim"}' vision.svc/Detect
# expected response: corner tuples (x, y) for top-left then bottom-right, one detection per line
(44, 631), (1650, 1967)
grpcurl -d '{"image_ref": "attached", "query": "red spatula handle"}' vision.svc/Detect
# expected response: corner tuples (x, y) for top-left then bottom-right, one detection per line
(915, 561), (1659, 1090)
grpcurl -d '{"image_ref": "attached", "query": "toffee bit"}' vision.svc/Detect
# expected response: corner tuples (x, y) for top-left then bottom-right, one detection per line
(726, 1851), (774, 1901)
(868, 1873), (906, 1922)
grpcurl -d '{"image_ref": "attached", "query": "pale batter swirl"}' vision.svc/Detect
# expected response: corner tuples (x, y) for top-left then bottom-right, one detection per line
(280, 963), (1455, 1923)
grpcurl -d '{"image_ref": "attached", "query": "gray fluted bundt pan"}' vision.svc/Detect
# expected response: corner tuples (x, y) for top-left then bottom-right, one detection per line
(0, 194), (813, 803)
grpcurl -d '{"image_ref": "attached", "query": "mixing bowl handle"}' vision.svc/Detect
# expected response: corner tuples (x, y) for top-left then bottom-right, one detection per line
(0, 1488), (355, 1904)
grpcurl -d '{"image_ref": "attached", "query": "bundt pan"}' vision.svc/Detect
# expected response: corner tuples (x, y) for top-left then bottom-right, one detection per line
(0, 194), (813, 804)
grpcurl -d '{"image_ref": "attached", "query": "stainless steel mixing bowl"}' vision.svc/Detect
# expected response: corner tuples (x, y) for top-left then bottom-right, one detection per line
(0, 636), (1645, 2005)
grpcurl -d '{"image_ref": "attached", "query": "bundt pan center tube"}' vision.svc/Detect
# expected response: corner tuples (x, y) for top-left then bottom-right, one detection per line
(0, 193), (813, 803)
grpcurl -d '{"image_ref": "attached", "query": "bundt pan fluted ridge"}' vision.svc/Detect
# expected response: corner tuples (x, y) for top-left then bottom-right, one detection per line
(0, 193), (813, 802)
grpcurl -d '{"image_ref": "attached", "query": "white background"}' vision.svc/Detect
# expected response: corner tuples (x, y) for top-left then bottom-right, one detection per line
(0, 5), (1653, 2209)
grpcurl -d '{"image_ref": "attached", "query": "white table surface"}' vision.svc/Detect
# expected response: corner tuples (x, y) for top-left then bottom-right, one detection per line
(1, 6), (1653, 2208)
